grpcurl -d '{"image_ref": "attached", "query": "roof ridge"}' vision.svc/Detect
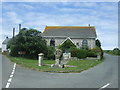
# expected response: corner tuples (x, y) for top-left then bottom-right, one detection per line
(46, 26), (95, 27)
(44, 26), (95, 30)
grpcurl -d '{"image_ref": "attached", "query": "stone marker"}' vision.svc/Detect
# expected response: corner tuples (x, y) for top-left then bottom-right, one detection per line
(52, 49), (64, 68)
(38, 53), (44, 66)
(55, 49), (63, 65)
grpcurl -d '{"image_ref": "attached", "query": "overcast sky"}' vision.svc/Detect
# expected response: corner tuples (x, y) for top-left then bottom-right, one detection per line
(1, 2), (118, 50)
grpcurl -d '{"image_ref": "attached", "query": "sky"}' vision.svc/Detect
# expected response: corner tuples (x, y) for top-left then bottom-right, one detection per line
(1, 2), (118, 50)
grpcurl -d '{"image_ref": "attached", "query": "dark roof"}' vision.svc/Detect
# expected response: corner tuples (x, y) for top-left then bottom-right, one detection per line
(42, 26), (97, 38)
(2, 38), (11, 44)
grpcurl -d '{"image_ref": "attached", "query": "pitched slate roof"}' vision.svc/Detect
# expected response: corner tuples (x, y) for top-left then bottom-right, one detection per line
(2, 38), (11, 44)
(42, 26), (97, 38)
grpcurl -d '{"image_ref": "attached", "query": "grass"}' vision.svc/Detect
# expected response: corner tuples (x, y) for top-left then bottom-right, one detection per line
(104, 50), (120, 56)
(7, 55), (105, 73)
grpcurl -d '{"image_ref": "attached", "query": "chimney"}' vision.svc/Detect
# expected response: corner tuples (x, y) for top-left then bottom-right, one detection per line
(89, 24), (90, 27)
(13, 28), (15, 38)
(19, 24), (21, 32)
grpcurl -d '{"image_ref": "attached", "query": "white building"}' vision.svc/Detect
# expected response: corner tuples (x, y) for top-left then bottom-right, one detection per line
(2, 37), (11, 52)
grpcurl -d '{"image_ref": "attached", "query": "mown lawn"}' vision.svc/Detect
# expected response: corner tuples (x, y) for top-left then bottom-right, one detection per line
(8, 56), (105, 73)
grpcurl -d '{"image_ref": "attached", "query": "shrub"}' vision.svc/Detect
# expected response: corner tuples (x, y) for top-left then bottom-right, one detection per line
(46, 46), (55, 60)
(77, 49), (87, 59)
(69, 47), (87, 59)
(10, 45), (19, 57)
(68, 46), (104, 59)
(87, 51), (97, 57)
(91, 46), (102, 55)
(91, 46), (104, 59)
(69, 47), (79, 57)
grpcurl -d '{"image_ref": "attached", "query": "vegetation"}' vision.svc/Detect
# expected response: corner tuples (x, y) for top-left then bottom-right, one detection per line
(91, 46), (103, 59)
(69, 46), (103, 59)
(69, 47), (88, 59)
(46, 46), (55, 60)
(59, 39), (76, 53)
(95, 39), (101, 47)
(8, 28), (48, 59)
(7, 55), (105, 73)
(104, 48), (120, 56)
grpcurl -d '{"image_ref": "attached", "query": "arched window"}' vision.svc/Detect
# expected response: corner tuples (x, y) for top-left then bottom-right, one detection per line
(82, 40), (88, 49)
(50, 38), (55, 47)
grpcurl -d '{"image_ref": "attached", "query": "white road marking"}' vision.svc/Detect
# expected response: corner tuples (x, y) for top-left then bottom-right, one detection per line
(10, 75), (13, 78)
(11, 71), (14, 75)
(13, 63), (16, 69)
(12, 69), (15, 73)
(98, 83), (110, 90)
(5, 63), (16, 88)
(5, 83), (10, 88)
(8, 78), (12, 82)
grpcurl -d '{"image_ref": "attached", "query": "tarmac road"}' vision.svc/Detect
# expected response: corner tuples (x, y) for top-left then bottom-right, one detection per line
(2, 53), (119, 88)
(0, 54), (2, 89)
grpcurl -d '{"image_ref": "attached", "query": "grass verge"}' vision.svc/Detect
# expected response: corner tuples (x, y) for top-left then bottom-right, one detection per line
(6, 55), (105, 73)
(104, 50), (120, 56)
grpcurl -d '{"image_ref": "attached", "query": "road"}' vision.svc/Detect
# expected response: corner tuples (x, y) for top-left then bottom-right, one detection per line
(0, 54), (2, 90)
(2, 53), (119, 88)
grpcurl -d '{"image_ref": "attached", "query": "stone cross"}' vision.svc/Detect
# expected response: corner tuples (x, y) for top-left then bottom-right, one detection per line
(55, 49), (63, 65)
(51, 49), (64, 68)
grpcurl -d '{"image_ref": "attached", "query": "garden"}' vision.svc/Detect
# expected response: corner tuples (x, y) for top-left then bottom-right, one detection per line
(7, 55), (105, 73)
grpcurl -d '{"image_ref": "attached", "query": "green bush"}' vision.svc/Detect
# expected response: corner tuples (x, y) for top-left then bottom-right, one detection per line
(69, 46), (104, 59)
(69, 47), (79, 57)
(91, 46), (104, 59)
(77, 49), (87, 59)
(10, 45), (19, 57)
(91, 46), (102, 54)
(87, 51), (97, 57)
(46, 46), (55, 60)
(69, 47), (87, 59)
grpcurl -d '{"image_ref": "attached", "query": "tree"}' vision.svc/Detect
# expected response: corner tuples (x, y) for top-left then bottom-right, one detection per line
(8, 28), (48, 59)
(113, 48), (120, 55)
(113, 48), (119, 51)
(96, 39), (101, 47)
(46, 46), (55, 60)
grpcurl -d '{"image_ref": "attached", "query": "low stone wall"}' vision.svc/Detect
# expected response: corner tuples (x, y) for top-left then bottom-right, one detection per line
(69, 55), (101, 60)
(69, 57), (83, 60)
(63, 53), (71, 59)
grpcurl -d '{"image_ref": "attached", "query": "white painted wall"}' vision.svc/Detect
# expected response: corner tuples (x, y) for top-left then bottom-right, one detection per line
(2, 44), (7, 52)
